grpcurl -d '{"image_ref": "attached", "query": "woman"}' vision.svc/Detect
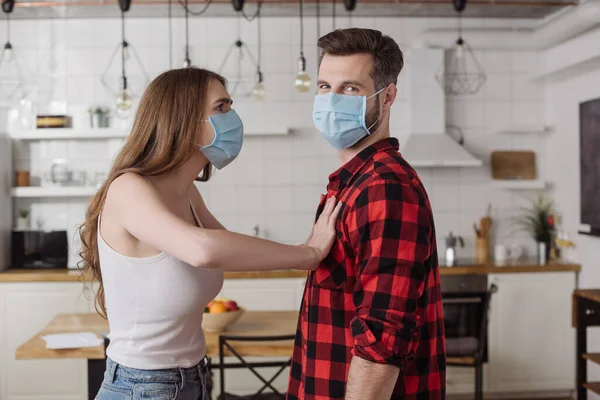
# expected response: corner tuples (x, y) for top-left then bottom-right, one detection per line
(79, 67), (341, 400)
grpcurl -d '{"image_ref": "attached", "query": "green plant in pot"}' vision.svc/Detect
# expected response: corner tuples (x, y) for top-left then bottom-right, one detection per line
(16, 208), (30, 230)
(513, 195), (556, 263)
(88, 106), (110, 128)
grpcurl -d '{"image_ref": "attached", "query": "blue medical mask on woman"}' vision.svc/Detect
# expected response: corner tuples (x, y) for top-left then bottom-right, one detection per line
(312, 88), (386, 150)
(200, 109), (244, 170)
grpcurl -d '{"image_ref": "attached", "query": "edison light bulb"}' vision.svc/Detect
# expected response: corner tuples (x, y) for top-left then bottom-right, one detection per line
(3, 43), (13, 63)
(455, 38), (464, 60)
(252, 81), (265, 100)
(183, 58), (191, 68)
(294, 56), (311, 93)
(294, 71), (312, 93)
(122, 42), (131, 61)
(116, 89), (132, 119)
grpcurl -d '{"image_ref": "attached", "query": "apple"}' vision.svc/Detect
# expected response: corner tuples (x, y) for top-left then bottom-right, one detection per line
(224, 300), (240, 311)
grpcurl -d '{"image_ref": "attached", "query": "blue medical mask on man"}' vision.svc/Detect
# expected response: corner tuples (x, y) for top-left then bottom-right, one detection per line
(199, 109), (244, 170)
(312, 87), (386, 150)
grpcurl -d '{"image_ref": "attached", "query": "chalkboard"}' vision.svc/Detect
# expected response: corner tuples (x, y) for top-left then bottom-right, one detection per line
(580, 98), (600, 237)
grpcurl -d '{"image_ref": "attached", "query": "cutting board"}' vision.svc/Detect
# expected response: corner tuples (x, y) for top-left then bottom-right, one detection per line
(491, 151), (537, 180)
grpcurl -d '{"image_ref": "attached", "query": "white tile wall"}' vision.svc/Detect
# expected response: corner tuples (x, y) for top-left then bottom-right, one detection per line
(9, 15), (546, 262)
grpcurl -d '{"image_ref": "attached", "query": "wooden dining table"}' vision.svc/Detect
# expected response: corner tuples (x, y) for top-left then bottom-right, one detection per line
(16, 311), (298, 399)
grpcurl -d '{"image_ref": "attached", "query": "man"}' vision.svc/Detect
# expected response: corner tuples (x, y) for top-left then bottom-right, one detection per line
(287, 28), (446, 400)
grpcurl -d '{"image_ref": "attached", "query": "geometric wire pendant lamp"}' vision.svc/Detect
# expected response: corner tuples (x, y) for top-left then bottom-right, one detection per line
(218, 15), (259, 98)
(0, 0), (32, 102)
(100, 0), (149, 119)
(434, 0), (486, 96)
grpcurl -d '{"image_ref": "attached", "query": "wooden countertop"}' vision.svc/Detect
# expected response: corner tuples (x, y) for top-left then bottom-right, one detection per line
(0, 259), (580, 283)
(574, 289), (600, 304)
(16, 311), (298, 360)
(0, 269), (309, 283)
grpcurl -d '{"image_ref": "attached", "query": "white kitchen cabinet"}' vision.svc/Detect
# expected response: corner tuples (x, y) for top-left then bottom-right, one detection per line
(487, 272), (576, 394)
(219, 278), (305, 311)
(0, 282), (94, 400)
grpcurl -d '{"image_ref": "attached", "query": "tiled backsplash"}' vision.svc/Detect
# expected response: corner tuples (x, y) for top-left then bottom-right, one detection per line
(9, 16), (544, 265)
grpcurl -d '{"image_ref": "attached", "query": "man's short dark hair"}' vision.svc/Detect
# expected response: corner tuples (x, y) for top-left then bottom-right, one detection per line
(317, 28), (404, 91)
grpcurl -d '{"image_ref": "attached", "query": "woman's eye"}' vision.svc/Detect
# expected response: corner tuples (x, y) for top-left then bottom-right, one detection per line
(216, 104), (224, 112)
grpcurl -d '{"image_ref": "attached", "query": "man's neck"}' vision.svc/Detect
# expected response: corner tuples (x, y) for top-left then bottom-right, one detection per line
(337, 127), (390, 165)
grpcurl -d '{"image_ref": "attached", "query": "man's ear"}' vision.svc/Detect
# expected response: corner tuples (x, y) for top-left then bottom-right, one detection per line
(382, 84), (398, 111)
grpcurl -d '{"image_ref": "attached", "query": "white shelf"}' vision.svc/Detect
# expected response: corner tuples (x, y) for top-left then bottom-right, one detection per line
(8, 128), (128, 140)
(11, 186), (98, 198)
(245, 129), (290, 136)
(495, 125), (552, 135)
(492, 180), (547, 190)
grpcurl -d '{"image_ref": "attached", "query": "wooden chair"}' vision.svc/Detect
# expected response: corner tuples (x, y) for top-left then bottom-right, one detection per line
(446, 284), (498, 400)
(211, 334), (295, 400)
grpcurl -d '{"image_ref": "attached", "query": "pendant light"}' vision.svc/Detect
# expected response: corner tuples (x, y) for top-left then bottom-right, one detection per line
(0, 0), (31, 101)
(293, 0), (311, 93)
(218, 15), (259, 98)
(100, 0), (149, 119)
(434, 0), (486, 96)
(178, 0), (213, 68)
(250, 6), (265, 100)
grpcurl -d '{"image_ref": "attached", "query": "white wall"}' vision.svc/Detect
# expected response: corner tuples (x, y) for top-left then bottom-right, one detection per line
(543, 49), (600, 391)
(7, 16), (547, 264)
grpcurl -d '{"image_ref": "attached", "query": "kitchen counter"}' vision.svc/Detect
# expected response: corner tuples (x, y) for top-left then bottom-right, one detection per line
(0, 268), (309, 282)
(0, 259), (580, 282)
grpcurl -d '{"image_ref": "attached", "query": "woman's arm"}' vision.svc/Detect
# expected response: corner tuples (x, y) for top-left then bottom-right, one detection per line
(108, 173), (340, 271)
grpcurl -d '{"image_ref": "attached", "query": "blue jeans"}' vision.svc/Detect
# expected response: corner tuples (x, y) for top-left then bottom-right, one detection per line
(95, 357), (207, 400)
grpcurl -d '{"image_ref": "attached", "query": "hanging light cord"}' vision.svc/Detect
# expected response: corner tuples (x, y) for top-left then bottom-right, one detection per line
(332, 0), (336, 30)
(185, 0), (190, 61)
(168, 0), (172, 68)
(299, 0), (304, 60)
(120, 9), (127, 88)
(5, 12), (9, 43)
(178, 0), (213, 16)
(257, 6), (262, 76)
(241, 0), (262, 22)
(316, 0), (320, 69)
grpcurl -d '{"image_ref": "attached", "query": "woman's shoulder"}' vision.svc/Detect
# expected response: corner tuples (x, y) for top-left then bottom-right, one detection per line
(106, 173), (155, 206)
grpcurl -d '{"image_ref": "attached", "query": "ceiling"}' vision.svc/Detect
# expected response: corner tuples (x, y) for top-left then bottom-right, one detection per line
(8, 0), (577, 19)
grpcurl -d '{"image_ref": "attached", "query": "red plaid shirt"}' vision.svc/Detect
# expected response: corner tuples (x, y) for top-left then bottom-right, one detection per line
(287, 138), (446, 400)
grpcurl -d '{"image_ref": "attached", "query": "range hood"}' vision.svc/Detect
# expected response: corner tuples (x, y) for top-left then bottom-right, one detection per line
(402, 48), (482, 168)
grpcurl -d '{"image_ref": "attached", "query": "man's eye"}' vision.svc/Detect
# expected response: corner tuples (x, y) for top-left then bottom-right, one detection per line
(319, 84), (330, 90)
(345, 87), (357, 93)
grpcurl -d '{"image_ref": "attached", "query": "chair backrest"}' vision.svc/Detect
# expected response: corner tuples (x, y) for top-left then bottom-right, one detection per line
(475, 283), (498, 358)
(217, 334), (296, 400)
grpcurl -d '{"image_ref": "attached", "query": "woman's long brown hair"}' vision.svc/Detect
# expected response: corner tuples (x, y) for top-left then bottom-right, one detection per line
(78, 67), (227, 318)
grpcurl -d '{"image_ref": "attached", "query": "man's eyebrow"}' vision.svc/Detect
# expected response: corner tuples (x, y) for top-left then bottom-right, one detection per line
(341, 80), (365, 88)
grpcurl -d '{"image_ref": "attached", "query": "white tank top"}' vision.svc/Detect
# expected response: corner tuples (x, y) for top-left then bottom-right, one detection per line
(98, 197), (224, 370)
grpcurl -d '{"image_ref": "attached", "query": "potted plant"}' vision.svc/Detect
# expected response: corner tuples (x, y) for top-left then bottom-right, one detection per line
(88, 106), (110, 128)
(514, 195), (556, 264)
(16, 208), (29, 230)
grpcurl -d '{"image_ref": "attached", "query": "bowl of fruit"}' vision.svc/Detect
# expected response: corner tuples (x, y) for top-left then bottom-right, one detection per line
(202, 298), (245, 332)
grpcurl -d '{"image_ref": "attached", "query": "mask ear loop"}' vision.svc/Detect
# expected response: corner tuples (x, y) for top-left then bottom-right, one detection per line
(198, 119), (215, 148)
(366, 87), (387, 132)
